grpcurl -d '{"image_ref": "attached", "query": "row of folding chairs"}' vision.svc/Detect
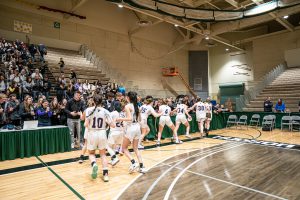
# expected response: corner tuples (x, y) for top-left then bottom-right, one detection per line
(226, 114), (300, 131)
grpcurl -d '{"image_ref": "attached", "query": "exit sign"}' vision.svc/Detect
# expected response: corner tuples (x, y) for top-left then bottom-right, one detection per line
(54, 22), (60, 29)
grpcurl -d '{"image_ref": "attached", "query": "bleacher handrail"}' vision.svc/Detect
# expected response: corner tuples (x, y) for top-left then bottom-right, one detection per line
(236, 62), (287, 111)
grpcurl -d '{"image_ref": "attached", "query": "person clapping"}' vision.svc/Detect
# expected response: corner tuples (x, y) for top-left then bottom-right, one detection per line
(36, 100), (52, 127)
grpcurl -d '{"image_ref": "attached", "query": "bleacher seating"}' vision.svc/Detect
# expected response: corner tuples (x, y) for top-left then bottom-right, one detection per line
(244, 67), (300, 112)
(45, 47), (110, 84)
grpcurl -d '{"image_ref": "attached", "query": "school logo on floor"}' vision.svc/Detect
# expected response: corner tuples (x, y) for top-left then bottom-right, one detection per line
(211, 135), (300, 150)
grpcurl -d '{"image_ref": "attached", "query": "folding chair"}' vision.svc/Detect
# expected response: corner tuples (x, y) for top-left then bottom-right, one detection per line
(291, 116), (300, 132)
(262, 115), (274, 131)
(249, 114), (260, 128)
(237, 115), (248, 129)
(226, 115), (237, 129)
(270, 115), (276, 129)
(281, 116), (292, 131)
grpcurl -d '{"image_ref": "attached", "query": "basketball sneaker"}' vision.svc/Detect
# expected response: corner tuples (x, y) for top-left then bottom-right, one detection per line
(91, 163), (98, 179)
(103, 174), (109, 182)
(138, 144), (144, 149)
(78, 155), (84, 164)
(156, 141), (161, 146)
(109, 157), (120, 166)
(185, 134), (192, 138)
(129, 163), (139, 174)
(139, 167), (147, 174)
(175, 139), (183, 144)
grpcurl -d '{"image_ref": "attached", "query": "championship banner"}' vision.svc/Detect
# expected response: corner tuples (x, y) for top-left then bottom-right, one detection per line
(14, 20), (32, 34)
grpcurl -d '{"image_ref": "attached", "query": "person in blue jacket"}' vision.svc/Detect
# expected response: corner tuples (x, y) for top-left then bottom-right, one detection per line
(36, 100), (52, 127)
(275, 99), (286, 113)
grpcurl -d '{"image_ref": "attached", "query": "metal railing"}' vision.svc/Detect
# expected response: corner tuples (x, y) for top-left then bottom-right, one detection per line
(236, 62), (287, 111)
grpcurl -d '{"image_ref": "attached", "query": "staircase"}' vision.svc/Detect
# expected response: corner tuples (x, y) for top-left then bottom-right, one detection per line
(45, 47), (109, 84)
(243, 67), (300, 112)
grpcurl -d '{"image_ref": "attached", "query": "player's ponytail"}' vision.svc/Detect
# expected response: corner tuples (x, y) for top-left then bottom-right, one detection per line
(87, 94), (103, 118)
(127, 91), (139, 121)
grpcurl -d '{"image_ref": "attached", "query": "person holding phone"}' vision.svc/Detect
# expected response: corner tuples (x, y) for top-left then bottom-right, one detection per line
(36, 100), (52, 127)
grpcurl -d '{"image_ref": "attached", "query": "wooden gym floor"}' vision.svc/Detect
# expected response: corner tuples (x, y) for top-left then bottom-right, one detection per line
(0, 128), (300, 200)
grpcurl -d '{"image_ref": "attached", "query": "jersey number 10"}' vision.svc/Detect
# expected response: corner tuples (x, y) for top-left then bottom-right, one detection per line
(92, 117), (103, 128)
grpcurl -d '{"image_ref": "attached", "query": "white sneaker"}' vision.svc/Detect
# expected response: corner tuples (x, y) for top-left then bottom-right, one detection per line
(91, 163), (98, 179)
(138, 144), (144, 149)
(175, 140), (183, 144)
(139, 167), (147, 174)
(109, 157), (120, 166)
(71, 143), (75, 149)
(129, 163), (139, 174)
(103, 174), (109, 182)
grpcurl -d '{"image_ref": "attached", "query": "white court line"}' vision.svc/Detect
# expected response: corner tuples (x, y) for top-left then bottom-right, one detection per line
(112, 146), (209, 200)
(157, 162), (288, 200)
(163, 143), (244, 200)
(142, 142), (242, 200)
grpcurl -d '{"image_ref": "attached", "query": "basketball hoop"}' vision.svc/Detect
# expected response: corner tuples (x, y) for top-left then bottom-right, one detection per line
(162, 67), (179, 76)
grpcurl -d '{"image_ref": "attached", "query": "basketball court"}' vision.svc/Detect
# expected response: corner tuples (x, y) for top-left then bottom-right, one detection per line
(1, 129), (300, 200)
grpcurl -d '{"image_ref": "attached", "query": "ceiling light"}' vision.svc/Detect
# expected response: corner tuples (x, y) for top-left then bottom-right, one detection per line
(205, 36), (209, 40)
(174, 24), (179, 27)
(118, 4), (124, 8)
(225, 48), (229, 51)
(283, 15), (289, 19)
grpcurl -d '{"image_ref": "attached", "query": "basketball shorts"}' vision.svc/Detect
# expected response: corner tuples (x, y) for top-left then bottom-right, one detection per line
(140, 118), (149, 129)
(159, 116), (173, 127)
(108, 130), (123, 145)
(176, 115), (187, 124)
(124, 123), (141, 142)
(196, 114), (206, 122)
(87, 130), (108, 150)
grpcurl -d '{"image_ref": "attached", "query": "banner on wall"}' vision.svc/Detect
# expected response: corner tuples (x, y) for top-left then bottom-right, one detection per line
(14, 20), (32, 34)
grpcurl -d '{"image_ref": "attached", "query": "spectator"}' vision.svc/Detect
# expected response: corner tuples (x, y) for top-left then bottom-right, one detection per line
(32, 75), (43, 101)
(66, 82), (75, 100)
(0, 73), (7, 93)
(0, 93), (8, 128)
(109, 92), (122, 112)
(65, 91), (85, 148)
(23, 76), (34, 98)
(59, 98), (68, 125)
(225, 98), (233, 112)
(264, 97), (273, 112)
(56, 82), (66, 103)
(275, 99), (286, 113)
(6, 94), (21, 127)
(50, 97), (60, 125)
(37, 43), (47, 61)
(70, 69), (77, 82)
(58, 58), (64, 73)
(7, 81), (19, 98)
(105, 92), (114, 110)
(36, 100), (52, 127)
(82, 80), (90, 99)
(42, 76), (51, 100)
(31, 68), (43, 79)
(19, 95), (35, 126)
(117, 84), (125, 95)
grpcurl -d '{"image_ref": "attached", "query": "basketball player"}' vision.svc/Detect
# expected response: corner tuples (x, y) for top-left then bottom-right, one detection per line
(85, 94), (114, 182)
(189, 97), (206, 138)
(138, 96), (161, 149)
(107, 101), (127, 166)
(157, 98), (182, 146)
(174, 99), (192, 138)
(204, 97), (213, 136)
(116, 91), (146, 174)
(78, 97), (95, 164)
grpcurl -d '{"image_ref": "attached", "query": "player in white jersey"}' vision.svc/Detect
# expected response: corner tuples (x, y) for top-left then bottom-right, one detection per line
(78, 97), (95, 164)
(85, 95), (114, 182)
(138, 96), (161, 149)
(175, 99), (192, 138)
(189, 97), (206, 138)
(157, 98), (182, 145)
(116, 91), (146, 174)
(204, 97), (213, 136)
(107, 101), (126, 166)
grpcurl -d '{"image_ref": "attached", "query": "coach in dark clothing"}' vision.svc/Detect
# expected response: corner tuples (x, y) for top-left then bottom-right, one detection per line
(65, 91), (85, 148)
(264, 97), (273, 112)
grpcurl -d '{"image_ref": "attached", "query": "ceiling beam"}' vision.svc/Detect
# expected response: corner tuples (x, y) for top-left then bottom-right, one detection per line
(225, 0), (239, 8)
(178, 0), (194, 7)
(251, 0), (294, 32)
(70, 0), (88, 12)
